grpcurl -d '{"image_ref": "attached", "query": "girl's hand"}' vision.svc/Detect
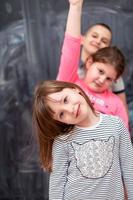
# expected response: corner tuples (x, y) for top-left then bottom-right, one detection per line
(69, 0), (83, 5)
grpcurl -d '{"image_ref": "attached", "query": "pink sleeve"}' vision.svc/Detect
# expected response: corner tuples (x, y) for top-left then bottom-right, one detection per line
(57, 33), (81, 83)
(115, 97), (129, 129)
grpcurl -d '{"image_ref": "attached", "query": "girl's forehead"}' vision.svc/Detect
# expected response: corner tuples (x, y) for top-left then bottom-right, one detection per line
(48, 88), (71, 102)
(48, 91), (63, 102)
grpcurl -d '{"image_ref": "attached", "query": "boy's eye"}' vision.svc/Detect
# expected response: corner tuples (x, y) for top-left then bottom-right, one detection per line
(92, 34), (97, 38)
(102, 40), (108, 45)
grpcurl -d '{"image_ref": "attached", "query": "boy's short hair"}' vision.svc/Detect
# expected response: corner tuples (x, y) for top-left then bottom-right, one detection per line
(85, 23), (112, 36)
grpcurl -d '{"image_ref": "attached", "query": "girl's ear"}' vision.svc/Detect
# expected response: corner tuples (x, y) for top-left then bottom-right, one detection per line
(86, 57), (93, 70)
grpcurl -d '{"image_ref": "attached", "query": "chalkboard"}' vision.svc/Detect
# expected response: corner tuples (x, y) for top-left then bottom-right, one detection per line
(0, 0), (133, 199)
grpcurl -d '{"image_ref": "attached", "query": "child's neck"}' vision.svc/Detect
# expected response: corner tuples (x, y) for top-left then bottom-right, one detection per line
(81, 48), (91, 63)
(89, 112), (100, 127)
(77, 111), (100, 128)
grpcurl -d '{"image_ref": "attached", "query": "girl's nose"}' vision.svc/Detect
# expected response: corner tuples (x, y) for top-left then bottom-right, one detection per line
(64, 104), (74, 114)
(99, 76), (106, 84)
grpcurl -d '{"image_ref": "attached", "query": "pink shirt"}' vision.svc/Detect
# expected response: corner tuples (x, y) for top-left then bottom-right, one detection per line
(57, 33), (128, 128)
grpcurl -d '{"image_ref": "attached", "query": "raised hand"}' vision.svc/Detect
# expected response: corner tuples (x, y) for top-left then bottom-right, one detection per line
(66, 0), (83, 37)
(69, 0), (83, 5)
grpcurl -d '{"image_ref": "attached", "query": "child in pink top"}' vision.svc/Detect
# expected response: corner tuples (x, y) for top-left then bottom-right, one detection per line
(57, 0), (128, 128)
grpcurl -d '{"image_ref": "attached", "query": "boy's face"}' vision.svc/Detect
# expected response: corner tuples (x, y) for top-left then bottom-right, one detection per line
(47, 88), (91, 127)
(84, 60), (117, 93)
(82, 25), (112, 56)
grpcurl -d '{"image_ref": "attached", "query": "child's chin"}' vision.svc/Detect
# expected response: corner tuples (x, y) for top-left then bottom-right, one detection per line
(92, 87), (105, 93)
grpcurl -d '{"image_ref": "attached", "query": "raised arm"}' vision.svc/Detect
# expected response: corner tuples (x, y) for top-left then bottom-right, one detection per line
(57, 0), (83, 82)
(66, 0), (83, 37)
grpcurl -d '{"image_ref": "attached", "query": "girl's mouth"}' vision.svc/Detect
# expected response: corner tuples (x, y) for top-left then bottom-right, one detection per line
(94, 81), (102, 88)
(76, 104), (80, 117)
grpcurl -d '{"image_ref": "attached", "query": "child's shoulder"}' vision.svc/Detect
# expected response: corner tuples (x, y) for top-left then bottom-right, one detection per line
(101, 112), (123, 124)
(105, 89), (124, 105)
(106, 89), (120, 98)
(55, 132), (73, 143)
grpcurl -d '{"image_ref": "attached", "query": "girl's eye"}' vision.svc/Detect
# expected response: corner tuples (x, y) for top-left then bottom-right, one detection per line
(106, 77), (113, 82)
(60, 112), (64, 119)
(64, 97), (68, 104)
(98, 69), (104, 74)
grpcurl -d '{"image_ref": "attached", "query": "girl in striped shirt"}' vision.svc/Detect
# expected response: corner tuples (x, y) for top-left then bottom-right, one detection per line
(33, 80), (133, 200)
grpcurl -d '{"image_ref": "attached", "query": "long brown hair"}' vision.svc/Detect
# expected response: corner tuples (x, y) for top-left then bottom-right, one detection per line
(33, 80), (95, 172)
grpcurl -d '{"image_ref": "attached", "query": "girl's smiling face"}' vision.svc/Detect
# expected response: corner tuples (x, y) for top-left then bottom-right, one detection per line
(85, 61), (117, 93)
(47, 88), (92, 127)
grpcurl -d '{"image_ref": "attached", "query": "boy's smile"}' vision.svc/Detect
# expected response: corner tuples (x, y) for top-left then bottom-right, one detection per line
(82, 25), (112, 56)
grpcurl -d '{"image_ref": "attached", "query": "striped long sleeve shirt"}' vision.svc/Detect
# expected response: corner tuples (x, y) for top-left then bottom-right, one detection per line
(49, 113), (133, 200)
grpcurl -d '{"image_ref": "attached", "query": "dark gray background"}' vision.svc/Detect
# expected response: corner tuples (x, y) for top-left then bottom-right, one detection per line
(0, 0), (133, 199)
